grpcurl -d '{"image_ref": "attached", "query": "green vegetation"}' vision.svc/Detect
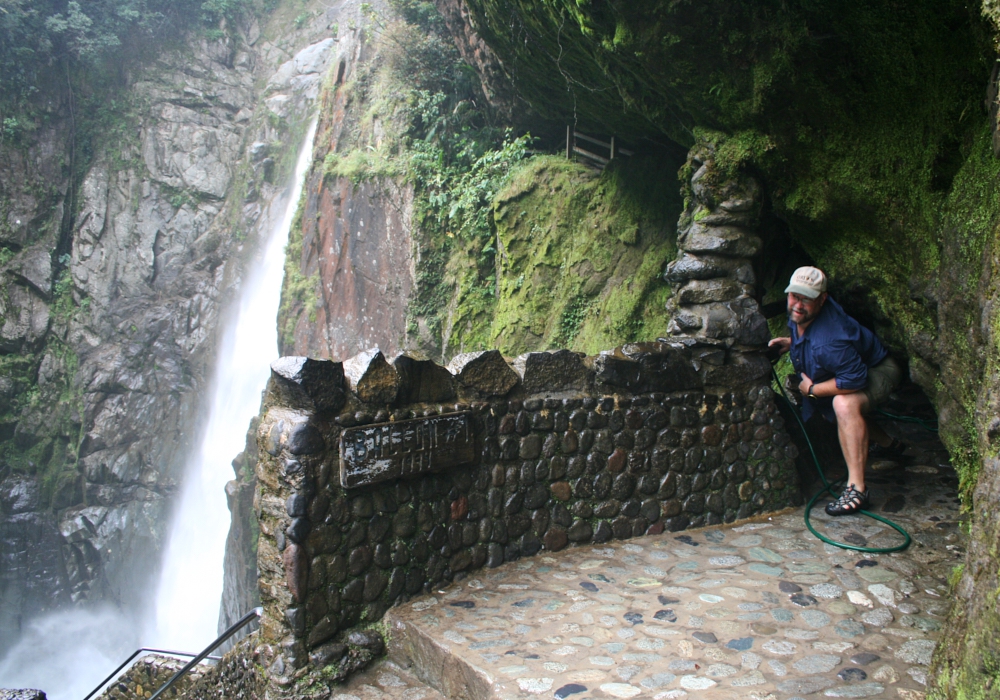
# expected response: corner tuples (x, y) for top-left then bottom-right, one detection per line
(0, 0), (259, 108)
(310, 0), (684, 358)
(279, 199), (321, 349)
(481, 154), (680, 355)
(309, 0), (524, 350)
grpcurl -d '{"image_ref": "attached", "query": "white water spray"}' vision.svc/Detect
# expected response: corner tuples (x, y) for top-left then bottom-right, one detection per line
(150, 116), (319, 651)
(0, 607), (138, 700)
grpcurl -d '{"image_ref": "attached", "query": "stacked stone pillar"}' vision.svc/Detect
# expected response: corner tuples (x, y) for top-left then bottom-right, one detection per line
(664, 143), (771, 378)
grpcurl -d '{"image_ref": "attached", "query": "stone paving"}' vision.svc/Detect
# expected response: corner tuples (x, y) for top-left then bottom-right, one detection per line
(376, 408), (962, 700)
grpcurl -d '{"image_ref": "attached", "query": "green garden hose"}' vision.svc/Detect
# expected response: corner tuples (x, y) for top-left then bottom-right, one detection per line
(771, 369), (912, 553)
(875, 409), (938, 432)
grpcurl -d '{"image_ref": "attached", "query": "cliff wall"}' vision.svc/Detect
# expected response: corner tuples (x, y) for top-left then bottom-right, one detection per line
(0, 0), (345, 648)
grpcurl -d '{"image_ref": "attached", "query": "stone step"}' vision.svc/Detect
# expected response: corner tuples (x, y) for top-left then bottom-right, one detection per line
(387, 610), (494, 700)
(333, 659), (448, 700)
(385, 500), (954, 700)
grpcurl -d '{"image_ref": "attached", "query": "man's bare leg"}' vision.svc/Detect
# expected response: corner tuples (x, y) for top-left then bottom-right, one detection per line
(833, 393), (871, 492)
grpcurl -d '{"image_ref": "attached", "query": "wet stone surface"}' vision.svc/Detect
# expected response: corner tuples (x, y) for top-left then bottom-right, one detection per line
(385, 425), (961, 699)
(334, 660), (448, 700)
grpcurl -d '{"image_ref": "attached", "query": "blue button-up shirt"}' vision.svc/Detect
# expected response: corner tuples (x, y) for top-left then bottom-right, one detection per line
(787, 296), (888, 422)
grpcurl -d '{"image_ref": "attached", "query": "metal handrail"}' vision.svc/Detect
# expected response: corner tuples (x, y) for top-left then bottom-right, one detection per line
(148, 607), (262, 700)
(82, 649), (222, 700)
(80, 607), (261, 700)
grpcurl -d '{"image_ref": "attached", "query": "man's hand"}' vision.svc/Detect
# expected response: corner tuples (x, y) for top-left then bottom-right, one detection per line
(799, 373), (814, 396)
(768, 337), (791, 355)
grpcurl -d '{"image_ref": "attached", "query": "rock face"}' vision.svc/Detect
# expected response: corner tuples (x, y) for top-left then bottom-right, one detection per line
(432, 0), (519, 116)
(279, 26), (416, 362)
(282, 177), (415, 360)
(0, 1), (343, 647)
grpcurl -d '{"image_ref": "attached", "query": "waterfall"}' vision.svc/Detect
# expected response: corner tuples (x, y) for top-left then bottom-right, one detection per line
(149, 116), (319, 652)
(0, 117), (320, 700)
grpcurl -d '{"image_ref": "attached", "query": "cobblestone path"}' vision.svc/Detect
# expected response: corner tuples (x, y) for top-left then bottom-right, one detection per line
(338, 405), (961, 700)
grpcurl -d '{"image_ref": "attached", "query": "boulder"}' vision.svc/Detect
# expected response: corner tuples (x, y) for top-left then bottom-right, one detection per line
(595, 343), (701, 393)
(663, 253), (732, 284)
(283, 543), (308, 604)
(702, 351), (772, 386)
(687, 205), (756, 228)
(681, 223), (763, 258)
(677, 278), (747, 305)
(10, 246), (54, 297)
(698, 298), (770, 346)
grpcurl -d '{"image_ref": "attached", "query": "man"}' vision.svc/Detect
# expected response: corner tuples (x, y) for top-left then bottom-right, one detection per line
(768, 266), (904, 515)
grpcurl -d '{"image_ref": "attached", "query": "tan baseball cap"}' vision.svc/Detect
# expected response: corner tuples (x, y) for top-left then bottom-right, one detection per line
(785, 266), (827, 299)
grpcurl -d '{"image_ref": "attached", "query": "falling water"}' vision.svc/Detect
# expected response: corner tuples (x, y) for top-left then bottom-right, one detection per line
(150, 116), (319, 652)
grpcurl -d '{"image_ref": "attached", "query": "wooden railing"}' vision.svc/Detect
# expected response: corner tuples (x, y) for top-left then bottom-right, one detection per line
(565, 126), (633, 166)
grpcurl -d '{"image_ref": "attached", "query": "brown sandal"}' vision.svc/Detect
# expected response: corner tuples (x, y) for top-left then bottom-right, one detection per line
(826, 483), (870, 516)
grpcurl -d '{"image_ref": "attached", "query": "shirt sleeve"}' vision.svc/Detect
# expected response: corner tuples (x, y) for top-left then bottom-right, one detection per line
(817, 339), (869, 390)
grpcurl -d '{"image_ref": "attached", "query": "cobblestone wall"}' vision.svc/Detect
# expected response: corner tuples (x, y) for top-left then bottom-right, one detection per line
(248, 343), (801, 678)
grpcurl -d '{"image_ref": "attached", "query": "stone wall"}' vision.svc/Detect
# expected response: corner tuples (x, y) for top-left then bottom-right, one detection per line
(246, 343), (801, 680)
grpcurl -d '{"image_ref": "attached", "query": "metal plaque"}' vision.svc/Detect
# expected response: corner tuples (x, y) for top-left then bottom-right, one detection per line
(339, 412), (475, 489)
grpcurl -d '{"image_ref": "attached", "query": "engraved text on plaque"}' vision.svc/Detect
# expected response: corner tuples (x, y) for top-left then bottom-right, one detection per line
(339, 412), (475, 488)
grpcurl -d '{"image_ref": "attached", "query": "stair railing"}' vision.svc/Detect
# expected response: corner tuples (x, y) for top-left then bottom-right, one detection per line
(81, 607), (262, 700)
(147, 607), (262, 700)
(81, 649), (222, 700)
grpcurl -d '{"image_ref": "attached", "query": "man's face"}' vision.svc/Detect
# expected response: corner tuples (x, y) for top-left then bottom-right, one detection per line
(787, 292), (826, 325)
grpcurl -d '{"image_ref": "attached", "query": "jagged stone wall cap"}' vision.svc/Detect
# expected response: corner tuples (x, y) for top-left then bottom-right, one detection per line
(448, 349), (519, 396)
(271, 356), (309, 379)
(513, 349), (592, 394)
(269, 356), (345, 413)
(343, 348), (399, 405)
(785, 266), (827, 299)
(393, 354), (456, 403)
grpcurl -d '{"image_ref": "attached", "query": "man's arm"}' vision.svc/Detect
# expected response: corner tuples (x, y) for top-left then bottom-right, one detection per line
(798, 375), (860, 397)
(800, 339), (868, 397)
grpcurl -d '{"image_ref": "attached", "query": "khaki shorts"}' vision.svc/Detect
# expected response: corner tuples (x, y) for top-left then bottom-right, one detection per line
(861, 356), (902, 414)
